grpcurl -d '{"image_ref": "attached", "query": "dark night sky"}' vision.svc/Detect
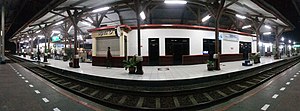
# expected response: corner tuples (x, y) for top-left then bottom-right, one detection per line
(265, 0), (300, 43)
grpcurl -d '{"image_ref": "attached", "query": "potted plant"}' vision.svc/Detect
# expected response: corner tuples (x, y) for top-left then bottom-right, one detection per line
(63, 53), (68, 61)
(123, 55), (138, 74)
(69, 57), (73, 67)
(23, 52), (26, 57)
(251, 53), (261, 64)
(207, 60), (214, 71)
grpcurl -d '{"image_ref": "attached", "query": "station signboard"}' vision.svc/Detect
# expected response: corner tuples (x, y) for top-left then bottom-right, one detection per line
(92, 29), (116, 38)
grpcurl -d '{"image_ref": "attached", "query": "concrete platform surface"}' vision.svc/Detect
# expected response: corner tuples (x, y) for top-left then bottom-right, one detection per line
(204, 61), (300, 111)
(16, 55), (282, 81)
(0, 62), (114, 111)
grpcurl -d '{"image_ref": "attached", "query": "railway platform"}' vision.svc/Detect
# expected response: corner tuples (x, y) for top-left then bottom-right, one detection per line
(15, 55), (282, 81)
(3, 55), (300, 110)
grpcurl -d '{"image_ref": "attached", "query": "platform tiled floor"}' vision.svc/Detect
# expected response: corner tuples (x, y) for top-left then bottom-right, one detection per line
(16, 55), (283, 81)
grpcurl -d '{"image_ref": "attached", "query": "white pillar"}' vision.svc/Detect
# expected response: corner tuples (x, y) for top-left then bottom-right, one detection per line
(92, 36), (96, 56)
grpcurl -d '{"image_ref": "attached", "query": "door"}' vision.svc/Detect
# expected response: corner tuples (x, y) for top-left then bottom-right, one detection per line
(166, 38), (189, 65)
(239, 42), (252, 59)
(149, 38), (159, 65)
(124, 36), (128, 60)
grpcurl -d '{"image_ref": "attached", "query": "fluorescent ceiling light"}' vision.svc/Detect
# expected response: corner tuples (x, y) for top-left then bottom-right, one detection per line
(263, 32), (271, 35)
(164, 0), (187, 4)
(81, 21), (92, 26)
(36, 30), (41, 33)
(52, 30), (60, 33)
(264, 25), (271, 29)
(236, 14), (246, 19)
(51, 30), (60, 37)
(202, 15), (211, 22)
(86, 18), (93, 23)
(279, 45), (284, 49)
(140, 11), (146, 20)
(55, 21), (64, 25)
(293, 42), (296, 44)
(289, 40), (291, 43)
(77, 35), (83, 40)
(38, 35), (45, 38)
(242, 25), (251, 29)
(68, 26), (73, 33)
(92, 7), (110, 13)
(281, 37), (284, 41)
(258, 41), (262, 46)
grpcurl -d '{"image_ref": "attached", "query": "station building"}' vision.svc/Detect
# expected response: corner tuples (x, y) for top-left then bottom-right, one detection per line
(89, 24), (256, 67)
(10, 0), (294, 69)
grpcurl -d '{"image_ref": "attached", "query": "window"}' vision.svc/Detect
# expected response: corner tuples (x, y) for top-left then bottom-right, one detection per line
(203, 39), (221, 54)
(239, 42), (251, 54)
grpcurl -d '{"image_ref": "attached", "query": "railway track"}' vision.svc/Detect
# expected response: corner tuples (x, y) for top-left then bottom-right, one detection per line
(7, 55), (300, 110)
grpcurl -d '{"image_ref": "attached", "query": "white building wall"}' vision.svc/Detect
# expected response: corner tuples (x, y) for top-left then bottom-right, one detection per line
(127, 29), (256, 56)
(252, 38), (257, 53)
(221, 40), (239, 54)
(220, 32), (257, 54)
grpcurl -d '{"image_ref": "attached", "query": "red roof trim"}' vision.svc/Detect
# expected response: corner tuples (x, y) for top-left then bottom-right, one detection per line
(88, 24), (256, 37)
(131, 24), (256, 37)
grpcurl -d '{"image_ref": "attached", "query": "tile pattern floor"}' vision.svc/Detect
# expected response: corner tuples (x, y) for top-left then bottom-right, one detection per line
(15, 55), (282, 81)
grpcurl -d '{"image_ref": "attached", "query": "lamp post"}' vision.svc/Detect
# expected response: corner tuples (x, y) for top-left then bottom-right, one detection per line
(281, 37), (286, 56)
(287, 40), (292, 57)
(44, 35), (48, 62)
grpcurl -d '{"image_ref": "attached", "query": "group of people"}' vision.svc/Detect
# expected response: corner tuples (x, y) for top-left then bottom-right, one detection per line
(23, 47), (113, 68)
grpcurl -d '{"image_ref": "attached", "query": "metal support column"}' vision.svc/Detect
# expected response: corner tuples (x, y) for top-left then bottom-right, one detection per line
(214, 0), (225, 70)
(37, 36), (41, 62)
(274, 27), (285, 59)
(17, 36), (21, 56)
(135, 0), (144, 74)
(44, 34), (48, 62)
(67, 9), (80, 68)
(39, 25), (48, 62)
(255, 18), (266, 53)
(1, 1), (5, 62)
(28, 32), (34, 59)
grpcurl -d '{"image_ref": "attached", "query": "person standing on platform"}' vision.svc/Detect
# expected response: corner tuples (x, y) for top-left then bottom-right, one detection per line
(37, 49), (41, 62)
(106, 47), (112, 68)
(54, 49), (57, 59)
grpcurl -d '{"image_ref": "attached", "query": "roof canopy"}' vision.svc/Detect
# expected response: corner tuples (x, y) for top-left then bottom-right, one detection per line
(11, 0), (294, 41)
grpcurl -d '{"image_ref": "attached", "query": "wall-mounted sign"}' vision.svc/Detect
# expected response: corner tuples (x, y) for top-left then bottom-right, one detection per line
(52, 36), (61, 42)
(92, 29), (116, 38)
(221, 34), (239, 42)
(293, 45), (300, 48)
